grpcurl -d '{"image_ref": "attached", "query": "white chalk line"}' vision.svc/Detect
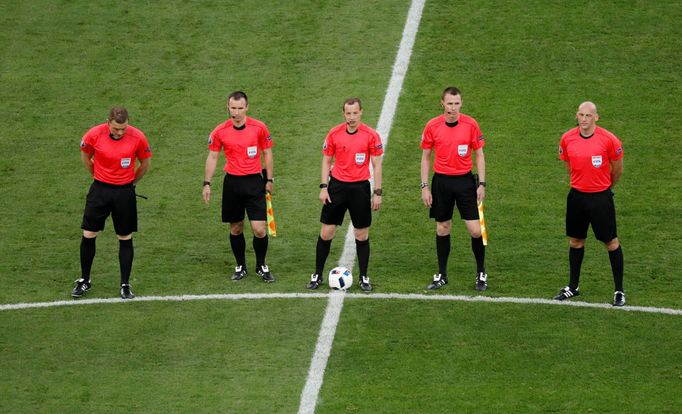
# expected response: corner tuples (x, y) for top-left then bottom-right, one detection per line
(303, 1), (427, 412)
(1, 292), (680, 316)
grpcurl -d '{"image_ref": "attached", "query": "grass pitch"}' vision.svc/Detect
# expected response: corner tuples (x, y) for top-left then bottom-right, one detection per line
(1, 0), (681, 412)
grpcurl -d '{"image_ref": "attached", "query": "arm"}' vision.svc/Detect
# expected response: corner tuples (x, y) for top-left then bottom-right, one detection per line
(420, 149), (432, 207)
(262, 147), (274, 194)
(319, 155), (333, 204)
(474, 147), (486, 203)
(371, 155), (382, 211)
(134, 158), (150, 184)
(203, 150), (220, 204)
(610, 158), (623, 188)
(81, 151), (94, 177)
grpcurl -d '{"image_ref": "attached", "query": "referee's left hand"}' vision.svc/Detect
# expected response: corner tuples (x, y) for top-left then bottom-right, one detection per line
(372, 194), (382, 211)
(477, 186), (485, 203)
(265, 181), (274, 195)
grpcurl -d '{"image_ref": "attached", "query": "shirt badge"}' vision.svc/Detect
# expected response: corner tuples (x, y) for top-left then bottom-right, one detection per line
(121, 158), (132, 168)
(458, 145), (468, 157)
(247, 146), (258, 159)
(355, 153), (366, 165)
(592, 155), (603, 168)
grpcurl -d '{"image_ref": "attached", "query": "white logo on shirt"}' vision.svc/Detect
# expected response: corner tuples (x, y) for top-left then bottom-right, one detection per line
(120, 158), (132, 168)
(592, 155), (602, 168)
(355, 153), (366, 165)
(247, 146), (258, 159)
(458, 145), (468, 157)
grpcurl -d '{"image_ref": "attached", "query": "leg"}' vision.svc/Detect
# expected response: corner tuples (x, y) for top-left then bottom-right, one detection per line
(436, 220), (452, 276)
(465, 219), (486, 275)
(117, 233), (135, 299)
(605, 238), (624, 293)
(80, 230), (98, 281)
(251, 220), (274, 282)
(354, 227), (372, 291)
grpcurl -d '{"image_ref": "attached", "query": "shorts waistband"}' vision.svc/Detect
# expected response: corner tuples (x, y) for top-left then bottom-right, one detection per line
(94, 180), (134, 188)
(225, 173), (263, 179)
(570, 187), (612, 195)
(433, 171), (473, 178)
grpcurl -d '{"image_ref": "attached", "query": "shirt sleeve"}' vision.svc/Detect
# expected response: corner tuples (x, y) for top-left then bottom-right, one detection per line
(608, 135), (624, 161)
(420, 124), (433, 150)
(369, 130), (384, 156)
(559, 136), (569, 161)
(322, 130), (335, 156)
(136, 134), (153, 159)
(259, 124), (274, 150)
(208, 128), (222, 152)
(470, 119), (485, 150)
(80, 130), (95, 154)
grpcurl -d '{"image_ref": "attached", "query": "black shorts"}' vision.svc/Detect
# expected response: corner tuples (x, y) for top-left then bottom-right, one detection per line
(430, 172), (479, 222)
(320, 177), (372, 228)
(566, 188), (618, 243)
(81, 180), (137, 235)
(222, 173), (266, 223)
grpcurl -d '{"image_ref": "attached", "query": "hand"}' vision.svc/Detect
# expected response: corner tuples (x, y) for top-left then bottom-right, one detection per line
(266, 181), (274, 195)
(421, 187), (432, 208)
(477, 186), (485, 203)
(372, 194), (382, 211)
(320, 188), (331, 205)
(202, 185), (211, 204)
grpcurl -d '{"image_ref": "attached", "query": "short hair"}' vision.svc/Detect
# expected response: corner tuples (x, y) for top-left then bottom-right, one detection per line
(108, 107), (128, 123)
(343, 97), (362, 111)
(228, 91), (248, 105)
(441, 86), (462, 100)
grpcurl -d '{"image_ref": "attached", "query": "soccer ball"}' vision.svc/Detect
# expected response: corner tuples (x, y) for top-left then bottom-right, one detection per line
(328, 267), (353, 291)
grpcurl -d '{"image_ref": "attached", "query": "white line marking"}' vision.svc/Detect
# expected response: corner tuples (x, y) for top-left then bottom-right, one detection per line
(304, 2), (426, 412)
(1, 292), (680, 315)
(297, 291), (345, 414)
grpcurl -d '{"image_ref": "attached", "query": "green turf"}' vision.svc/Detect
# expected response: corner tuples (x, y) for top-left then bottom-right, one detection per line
(0, 0), (681, 412)
(321, 299), (682, 413)
(0, 299), (326, 413)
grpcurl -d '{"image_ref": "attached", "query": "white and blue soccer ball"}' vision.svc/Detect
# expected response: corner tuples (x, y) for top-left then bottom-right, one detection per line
(328, 267), (353, 291)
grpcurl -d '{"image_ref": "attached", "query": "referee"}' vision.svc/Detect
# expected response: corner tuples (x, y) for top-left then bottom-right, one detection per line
(554, 101), (625, 306)
(203, 91), (275, 282)
(73, 107), (152, 299)
(306, 97), (383, 292)
(420, 87), (488, 291)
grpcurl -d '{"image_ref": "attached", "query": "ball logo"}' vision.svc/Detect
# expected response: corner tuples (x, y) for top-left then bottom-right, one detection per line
(120, 158), (132, 168)
(355, 153), (366, 165)
(592, 155), (603, 168)
(458, 144), (468, 157)
(247, 146), (258, 159)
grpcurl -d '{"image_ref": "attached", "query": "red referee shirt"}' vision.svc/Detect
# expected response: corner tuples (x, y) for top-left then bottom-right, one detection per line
(208, 116), (273, 176)
(323, 122), (383, 182)
(420, 114), (484, 175)
(80, 124), (152, 185)
(559, 126), (623, 193)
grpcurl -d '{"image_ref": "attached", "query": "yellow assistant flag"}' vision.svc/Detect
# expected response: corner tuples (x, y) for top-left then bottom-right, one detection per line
(266, 192), (277, 237)
(477, 201), (488, 246)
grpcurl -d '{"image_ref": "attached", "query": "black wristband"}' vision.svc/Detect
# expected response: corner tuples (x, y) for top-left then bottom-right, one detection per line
(203, 181), (211, 187)
(479, 181), (486, 187)
(320, 183), (328, 189)
(373, 188), (383, 196)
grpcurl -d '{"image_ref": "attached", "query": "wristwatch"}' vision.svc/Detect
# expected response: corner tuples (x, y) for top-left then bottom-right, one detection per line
(420, 182), (429, 189)
(266, 178), (274, 183)
(320, 183), (328, 189)
(479, 181), (486, 187)
(373, 188), (383, 196)
(203, 181), (211, 187)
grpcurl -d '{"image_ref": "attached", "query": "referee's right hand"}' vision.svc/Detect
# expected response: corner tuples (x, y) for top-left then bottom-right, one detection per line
(202, 185), (211, 204)
(421, 187), (432, 208)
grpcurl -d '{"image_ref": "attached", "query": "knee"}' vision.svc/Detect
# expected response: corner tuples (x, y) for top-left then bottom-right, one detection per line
(320, 225), (336, 241)
(230, 221), (244, 235)
(605, 238), (620, 251)
(354, 228), (369, 241)
(436, 221), (451, 236)
(569, 238), (585, 249)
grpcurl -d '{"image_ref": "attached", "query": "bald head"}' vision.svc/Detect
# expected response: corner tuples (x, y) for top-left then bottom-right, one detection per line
(576, 101), (599, 135)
